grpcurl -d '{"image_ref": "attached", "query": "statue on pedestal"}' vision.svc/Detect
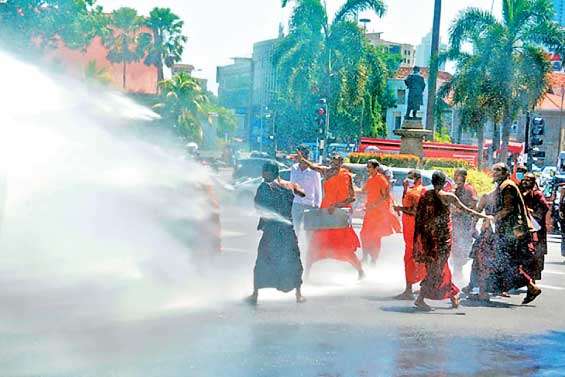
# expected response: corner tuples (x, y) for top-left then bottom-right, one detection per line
(404, 66), (426, 119)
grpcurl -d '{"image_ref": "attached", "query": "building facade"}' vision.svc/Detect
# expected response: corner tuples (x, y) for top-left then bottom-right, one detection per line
(216, 57), (253, 138)
(366, 32), (415, 67)
(414, 31), (447, 70)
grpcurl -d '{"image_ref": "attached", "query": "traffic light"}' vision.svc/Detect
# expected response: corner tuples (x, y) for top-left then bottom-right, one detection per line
(530, 117), (545, 146)
(315, 98), (327, 134)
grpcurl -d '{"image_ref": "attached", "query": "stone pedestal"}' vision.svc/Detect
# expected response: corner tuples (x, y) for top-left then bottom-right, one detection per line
(393, 117), (431, 158)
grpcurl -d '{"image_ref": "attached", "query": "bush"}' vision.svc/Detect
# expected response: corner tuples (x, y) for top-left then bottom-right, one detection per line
(435, 167), (494, 195)
(422, 157), (472, 169)
(349, 152), (419, 168)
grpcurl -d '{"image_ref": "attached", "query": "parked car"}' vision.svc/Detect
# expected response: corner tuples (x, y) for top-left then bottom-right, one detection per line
(233, 169), (291, 205)
(233, 158), (288, 181)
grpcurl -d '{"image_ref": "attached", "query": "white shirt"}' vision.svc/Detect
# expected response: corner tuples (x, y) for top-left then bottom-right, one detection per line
(290, 163), (322, 207)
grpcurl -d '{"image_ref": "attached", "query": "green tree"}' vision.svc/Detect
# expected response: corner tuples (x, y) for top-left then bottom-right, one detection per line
(273, 0), (393, 147)
(0, 0), (108, 54)
(105, 7), (152, 90)
(155, 72), (210, 143)
(449, 0), (563, 162)
(144, 7), (187, 83)
(83, 59), (111, 85)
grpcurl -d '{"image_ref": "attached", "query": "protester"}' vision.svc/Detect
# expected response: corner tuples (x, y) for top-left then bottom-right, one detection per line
(451, 168), (478, 281)
(490, 163), (542, 304)
(520, 173), (550, 281)
(297, 151), (365, 279)
(465, 189), (497, 300)
(248, 162), (306, 304)
(393, 169), (427, 300)
(360, 159), (401, 264)
(290, 146), (322, 237)
(413, 171), (490, 311)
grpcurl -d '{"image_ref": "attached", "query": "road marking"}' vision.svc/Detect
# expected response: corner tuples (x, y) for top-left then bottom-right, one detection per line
(538, 284), (565, 291)
(544, 270), (565, 276)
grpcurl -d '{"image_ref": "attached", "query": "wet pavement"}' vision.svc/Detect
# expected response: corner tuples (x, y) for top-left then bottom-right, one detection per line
(2, 180), (565, 376)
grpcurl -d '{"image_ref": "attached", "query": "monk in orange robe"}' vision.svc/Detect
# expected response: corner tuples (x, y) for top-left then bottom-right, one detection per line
(394, 170), (426, 299)
(360, 159), (401, 264)
(297, 152), (365, 279)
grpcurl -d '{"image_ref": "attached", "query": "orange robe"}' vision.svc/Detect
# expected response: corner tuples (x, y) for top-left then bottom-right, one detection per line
(360, 173), (401, 258)
(402, 184), (426, 284)
(309, 169), (360, 264)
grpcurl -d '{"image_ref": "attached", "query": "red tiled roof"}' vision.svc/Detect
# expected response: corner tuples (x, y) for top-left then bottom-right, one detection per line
(536, 72), (564, 112)
(395, 67), (453, 82)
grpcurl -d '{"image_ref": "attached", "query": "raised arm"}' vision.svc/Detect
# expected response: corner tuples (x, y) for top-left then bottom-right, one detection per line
(444, 191), (490, 220)
(296, 150), (328, 175)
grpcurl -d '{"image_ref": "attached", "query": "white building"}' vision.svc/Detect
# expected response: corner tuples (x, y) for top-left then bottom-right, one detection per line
(414, 31), (447, 70)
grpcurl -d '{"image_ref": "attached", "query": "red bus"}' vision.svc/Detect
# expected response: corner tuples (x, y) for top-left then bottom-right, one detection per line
(358, 138), (524, 167)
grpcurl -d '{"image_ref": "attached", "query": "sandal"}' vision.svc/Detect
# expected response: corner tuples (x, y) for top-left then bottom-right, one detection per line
(414, 300), (433, 312)
(451, 295), (460, 309)
(522, 288), (542, 305)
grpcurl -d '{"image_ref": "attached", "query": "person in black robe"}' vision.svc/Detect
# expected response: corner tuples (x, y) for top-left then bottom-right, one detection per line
(520, 173), (550, 281)
(490, 163), (542, 305)
(247, 161), (306, 304)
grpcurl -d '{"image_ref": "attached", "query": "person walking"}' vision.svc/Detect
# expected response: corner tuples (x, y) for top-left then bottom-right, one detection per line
(520, 173), (550, 281)
(451, 168), (478, 282)
(248, 162), (306, 304)
(360, 159), (401, 264)
(394, 170), (427, 300)
(490, 163), (542, 305)
(413, 171), (490, 311)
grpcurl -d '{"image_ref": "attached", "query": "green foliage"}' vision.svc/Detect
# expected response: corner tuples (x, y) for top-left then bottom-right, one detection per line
(447, 0), (563, 161)
(0, 0), (108, 54)
(83, 59), (111, 85)
(155, 73), (237, 144)
(104, 7), (152, 89)
(155, 72), (209, 143)
(436, 167), (494, 195)
(144, 7), (187, 82)
(273, 0), (395, 148)
(422, 158), (471, 170)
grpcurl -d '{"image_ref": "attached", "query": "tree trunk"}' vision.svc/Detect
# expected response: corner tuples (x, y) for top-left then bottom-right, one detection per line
(477, 121), (485, 169)
(489, 121), (500, 165)
(122, 62), (127, 90)
(500, 112), (512, 164)
(425, 0), (442, 139)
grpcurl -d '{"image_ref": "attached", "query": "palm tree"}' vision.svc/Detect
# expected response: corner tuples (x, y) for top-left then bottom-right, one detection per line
(155, 72), (209, 142)
(274, 0), (389, 146)
(83, 60), (112, 85)
(105, 7), (152, 90)
(144, 7), (187, 83)
(449, 0), (563, 162)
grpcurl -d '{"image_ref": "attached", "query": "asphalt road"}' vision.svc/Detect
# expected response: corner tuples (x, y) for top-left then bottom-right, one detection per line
(1, 170), (565, 376)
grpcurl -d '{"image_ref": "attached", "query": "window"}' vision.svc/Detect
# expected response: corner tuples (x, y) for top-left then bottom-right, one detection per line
(397, 89), (406, 105)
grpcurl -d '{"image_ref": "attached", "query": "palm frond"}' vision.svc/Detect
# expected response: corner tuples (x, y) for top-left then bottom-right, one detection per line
(333, 0), (385, 24)
(448, 8), (498, 53)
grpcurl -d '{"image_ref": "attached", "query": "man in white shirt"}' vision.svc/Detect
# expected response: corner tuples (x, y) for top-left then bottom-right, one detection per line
(290, 146), (322, 236)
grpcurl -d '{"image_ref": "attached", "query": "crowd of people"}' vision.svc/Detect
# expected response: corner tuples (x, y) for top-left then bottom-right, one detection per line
(247, 146), (551, 311)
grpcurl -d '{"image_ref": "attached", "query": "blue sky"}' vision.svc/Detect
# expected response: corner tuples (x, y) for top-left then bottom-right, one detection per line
(98, 0), (502, 92)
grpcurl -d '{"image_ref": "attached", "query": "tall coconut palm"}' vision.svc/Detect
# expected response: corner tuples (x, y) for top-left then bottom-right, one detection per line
(105, 7), (152, 90)
(155, 72), (209, 143)
(144, 7), (187, 83)
(273, 0), (389, 146)
(449, 0), (563, 162)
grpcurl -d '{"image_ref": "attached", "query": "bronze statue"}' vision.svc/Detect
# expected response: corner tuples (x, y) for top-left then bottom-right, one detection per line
(404, 66), (426, 118)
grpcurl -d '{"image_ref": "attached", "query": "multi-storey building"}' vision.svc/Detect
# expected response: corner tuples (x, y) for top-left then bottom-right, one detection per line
(366, 32), (415, 67)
